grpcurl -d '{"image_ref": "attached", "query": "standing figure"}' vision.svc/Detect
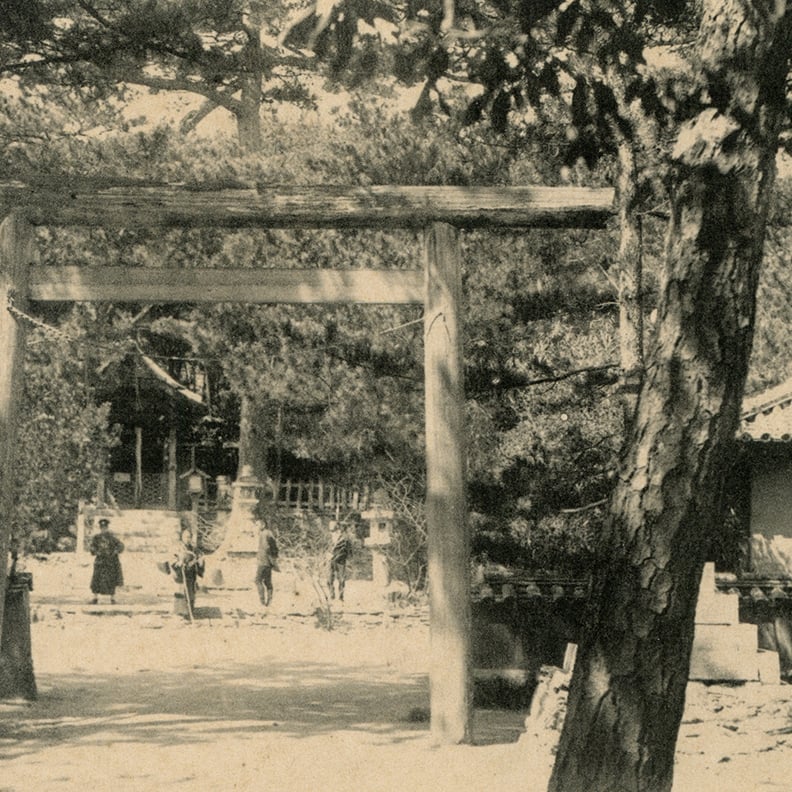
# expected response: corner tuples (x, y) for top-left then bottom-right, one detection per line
(254, 519), (279, 607)
(89, 517), (124, 604)
(327, 523), (353, 601)
(170, 528), (205, 619)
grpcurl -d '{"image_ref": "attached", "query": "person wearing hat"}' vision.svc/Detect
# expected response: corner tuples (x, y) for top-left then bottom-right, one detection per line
(89, 517), (125, 604)
(254, 518), (279, 608)
(169, 526), (205, 619)
(327, 522), (353, 602)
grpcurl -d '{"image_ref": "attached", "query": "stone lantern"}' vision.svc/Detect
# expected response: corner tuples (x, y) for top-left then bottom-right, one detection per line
(187, 471), (204, 533)
(361, 501), (394, 588)
(210, 465), (267, 588)
(215, 475), (232, 511)
(220, 465), (263, 555)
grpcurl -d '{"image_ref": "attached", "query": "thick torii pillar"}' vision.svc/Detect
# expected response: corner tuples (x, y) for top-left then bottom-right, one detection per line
(0, 214), (32, 614)
(424, 223), (471, 743)
(0, 213), (36, 699)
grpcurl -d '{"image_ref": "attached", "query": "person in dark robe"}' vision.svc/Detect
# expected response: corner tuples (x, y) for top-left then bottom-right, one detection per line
(89, 517), (124, 604)
(170, 527), (204, 619)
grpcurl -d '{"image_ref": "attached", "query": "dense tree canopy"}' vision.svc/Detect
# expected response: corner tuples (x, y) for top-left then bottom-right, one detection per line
(0, 0), (319, 146)
(5, 2), (792, 786)
(0, 83), (631, 568)
(13, 326), (118, 551)
(6, 29), (792, 566)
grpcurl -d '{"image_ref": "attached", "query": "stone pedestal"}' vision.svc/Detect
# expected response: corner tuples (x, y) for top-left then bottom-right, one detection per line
(371, 549), (390, 588)
(0, 573), (36, 700)
(690, 563), (780, 683)
(216, 467), (264, 556)
(209, 466), (267, 589)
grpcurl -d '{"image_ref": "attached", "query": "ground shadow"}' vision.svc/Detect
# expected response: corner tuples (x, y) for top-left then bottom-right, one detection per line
(0, 657), (526, 763)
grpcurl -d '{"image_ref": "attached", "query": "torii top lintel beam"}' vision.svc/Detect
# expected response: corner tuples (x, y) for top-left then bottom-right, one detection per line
(0, 180), (615, 230)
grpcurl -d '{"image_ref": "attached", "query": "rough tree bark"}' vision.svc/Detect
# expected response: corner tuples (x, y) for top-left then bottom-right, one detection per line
(615, 137), (644, 424)
(238, 4), (264, 151)
(237, 394), (265, 481)
(549, 3), (792, 791)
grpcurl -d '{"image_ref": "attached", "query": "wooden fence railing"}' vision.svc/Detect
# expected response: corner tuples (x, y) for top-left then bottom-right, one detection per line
(271, 479), (369, 514)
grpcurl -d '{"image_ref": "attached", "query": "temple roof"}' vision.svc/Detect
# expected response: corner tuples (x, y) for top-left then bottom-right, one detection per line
(740, 376), (792, 442)
(139, 354), (205, 407)
(96, 350), (207, 434)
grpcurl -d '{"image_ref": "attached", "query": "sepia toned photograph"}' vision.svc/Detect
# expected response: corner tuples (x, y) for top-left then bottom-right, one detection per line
(1, 2), (791, 791)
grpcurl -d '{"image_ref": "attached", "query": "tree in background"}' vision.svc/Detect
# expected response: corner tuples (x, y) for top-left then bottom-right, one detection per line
(284, 1), (792, 788)
(13, 326), (119, 552)
(6, 8), (792, 785)
(375, 473), (428, 595)
(0, 0), (319, 148)
(282, 0), (693, 405)
(265, 501), (339, 629)
(0, 78), (633, 578)
(746, 175), (792, 394)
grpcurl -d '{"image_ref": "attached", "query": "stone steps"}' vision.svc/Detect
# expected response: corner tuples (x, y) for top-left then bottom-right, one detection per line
(690, 563), (780, 684)
(91, 509), (183, 553)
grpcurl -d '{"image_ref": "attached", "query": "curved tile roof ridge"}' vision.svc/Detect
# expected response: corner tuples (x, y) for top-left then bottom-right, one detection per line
(741, 375), (792, 420)
(140, 354), (205, 407)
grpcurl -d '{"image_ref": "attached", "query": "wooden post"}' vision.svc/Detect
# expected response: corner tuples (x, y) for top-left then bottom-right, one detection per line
(0, 575), (36, 700)
(0, 213), (34, 697)
(423, 222), (471, 744)
(75, 499), (87, 556)
(167, 426), (178, 509)
(134, 426), (143, 508)
(0, 215), (32, 617)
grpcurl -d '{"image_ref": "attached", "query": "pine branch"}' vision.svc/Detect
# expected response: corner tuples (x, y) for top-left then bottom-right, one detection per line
(471, 364), (620, 396)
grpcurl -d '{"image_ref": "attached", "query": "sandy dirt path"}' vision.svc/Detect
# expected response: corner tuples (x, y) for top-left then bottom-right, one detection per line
(0, 557), (791, 792)
(1, 607), (537, 792)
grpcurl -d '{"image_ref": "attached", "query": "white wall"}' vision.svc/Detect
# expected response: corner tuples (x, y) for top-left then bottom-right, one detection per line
(750, 459), (792, 577)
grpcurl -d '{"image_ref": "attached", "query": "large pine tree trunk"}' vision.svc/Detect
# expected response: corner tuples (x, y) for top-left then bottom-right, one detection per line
(615, 137), (644, 422)
(237, 6), (264, 151)
(237, 394), (269, 485)
(549, 4), (792, 791)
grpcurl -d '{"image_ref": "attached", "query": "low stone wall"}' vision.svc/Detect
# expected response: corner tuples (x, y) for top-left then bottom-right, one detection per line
(737, 598), (792, 677)
(472, 590), (587, 673)
(473, 570), (792, 695)
(471, 575), (588, 707)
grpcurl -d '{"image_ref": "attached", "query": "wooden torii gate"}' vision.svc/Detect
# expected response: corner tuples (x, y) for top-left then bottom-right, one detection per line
(0, 180), (615, 744)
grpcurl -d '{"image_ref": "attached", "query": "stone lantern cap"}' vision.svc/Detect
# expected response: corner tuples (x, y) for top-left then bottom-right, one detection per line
(236, 464), (261, 484)
(361, 507), (394, 522)
(361, 507), (394, 547)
